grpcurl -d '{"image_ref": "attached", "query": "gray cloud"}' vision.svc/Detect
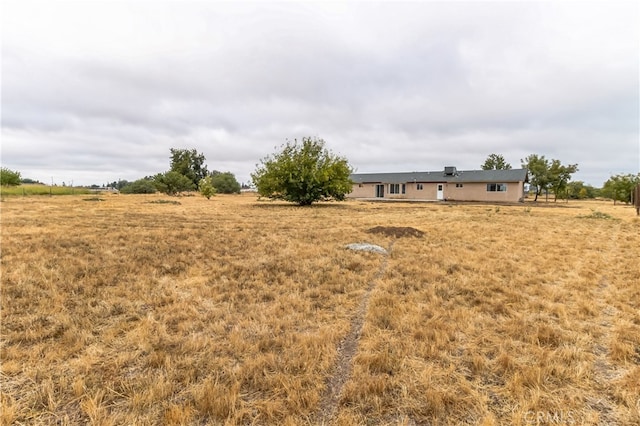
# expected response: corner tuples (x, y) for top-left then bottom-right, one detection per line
(2, 1), (638, 187)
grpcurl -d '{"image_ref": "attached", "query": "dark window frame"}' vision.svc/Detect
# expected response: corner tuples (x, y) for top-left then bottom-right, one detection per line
(487, 183), (507, 192)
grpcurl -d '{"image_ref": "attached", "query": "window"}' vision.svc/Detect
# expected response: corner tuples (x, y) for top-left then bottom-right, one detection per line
(402, 184), (406, 194)
(456, 183), (464, 188)
(416, 183), (423, 190)
(487, 183), (507, 192)
(389, 183), (400, 194)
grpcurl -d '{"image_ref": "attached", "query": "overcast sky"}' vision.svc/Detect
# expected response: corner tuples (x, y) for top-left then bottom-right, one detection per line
(2, 1), (638, 187)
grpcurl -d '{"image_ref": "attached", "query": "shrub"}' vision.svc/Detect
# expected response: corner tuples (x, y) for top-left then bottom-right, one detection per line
(153, 171), (194, 195)
(210, 172), (241, 194)
(199, 176), (216, 200)
(120, 179), (157, 194)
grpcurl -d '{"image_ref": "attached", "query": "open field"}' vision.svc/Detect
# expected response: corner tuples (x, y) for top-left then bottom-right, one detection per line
(1, 194), (639, 425)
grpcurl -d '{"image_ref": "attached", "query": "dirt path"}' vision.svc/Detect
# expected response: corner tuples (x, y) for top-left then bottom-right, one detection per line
(588, 222), (626, 425)
(316, 240), (395, 425)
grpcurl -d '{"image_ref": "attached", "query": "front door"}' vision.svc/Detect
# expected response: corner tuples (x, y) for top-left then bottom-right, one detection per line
(436, 184), (444, 200)
(375, 184), (385, 198)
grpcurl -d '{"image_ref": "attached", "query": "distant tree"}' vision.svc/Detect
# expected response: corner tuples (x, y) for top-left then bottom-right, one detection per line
(210, 171), (241, 194)
(170, 148), (208, 189)
(153, 171), (194, 195)
(199, 176), (216, 199)
(521, 154), (550, 201)
(481, 154), (512, 170)
(602, 173), (640, 204)
(121, 178), (157, 194)
(107, 180), (129, 190)
(1, 168), (21, 186)
(251, 137), (353, 206)
(20, 178), (40, 184)
(567, 181), (599, 199)
(548, 160), (578, 202)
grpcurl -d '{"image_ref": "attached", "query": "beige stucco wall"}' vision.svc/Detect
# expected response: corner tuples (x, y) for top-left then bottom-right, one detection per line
(348, 181), (525, 202)
(443, 182), (524, 202)
(347, 182), (440, 200)
(348, 183), (376, 198)
(406, 182), (439, 200)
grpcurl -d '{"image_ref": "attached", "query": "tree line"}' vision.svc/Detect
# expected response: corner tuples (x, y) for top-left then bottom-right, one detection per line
(2, 142), (638, 205)
(482, 153), (639, 204)
(115, 148), (241, 197)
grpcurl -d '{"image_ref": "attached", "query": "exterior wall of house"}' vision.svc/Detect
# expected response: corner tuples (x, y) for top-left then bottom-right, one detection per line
(443, 181), (524, 202)
(406, 182), (438, 200)
(348, 183), (377, 198)
(347, 182), (440, 200)
(348, 180), (525, 202)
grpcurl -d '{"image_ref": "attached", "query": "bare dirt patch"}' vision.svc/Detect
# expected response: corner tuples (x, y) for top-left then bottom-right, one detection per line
(366, 226), (425, 238)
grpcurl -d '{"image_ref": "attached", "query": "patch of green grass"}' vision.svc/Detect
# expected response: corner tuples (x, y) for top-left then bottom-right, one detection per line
(578, 209), (616, 220)
(0, 185), (91, 196)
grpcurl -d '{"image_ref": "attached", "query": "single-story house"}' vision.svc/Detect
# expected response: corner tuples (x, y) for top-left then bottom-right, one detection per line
(348, 167), (528, 203)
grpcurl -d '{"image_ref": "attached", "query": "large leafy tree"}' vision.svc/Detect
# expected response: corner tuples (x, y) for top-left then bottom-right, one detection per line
(602, 173), (640, 204)
(251, 137), (353, 206)
(481, 154), (512, 170)
(170, 148), (208, 189)
(0, 168), (21, 186)
(210, 171), (241, 194)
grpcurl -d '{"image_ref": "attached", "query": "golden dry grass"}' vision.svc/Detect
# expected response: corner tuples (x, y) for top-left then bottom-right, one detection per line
(1, 194), (639, 425)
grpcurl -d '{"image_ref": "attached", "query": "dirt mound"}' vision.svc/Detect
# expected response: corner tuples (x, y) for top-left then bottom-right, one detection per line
(366, 226), (425, 238)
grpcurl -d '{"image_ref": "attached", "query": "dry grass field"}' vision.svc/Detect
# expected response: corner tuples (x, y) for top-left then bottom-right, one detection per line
(1, 194), (639, 425)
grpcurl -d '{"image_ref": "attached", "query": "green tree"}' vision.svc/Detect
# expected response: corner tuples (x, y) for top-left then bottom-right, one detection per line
(602, 173), (640, 204)
(521, 154), (550, 201)
(120, 178), (157, 194)
(199, 176), (216, 199)
(548, 160), (578, 202)
(1, 168), (21, 186)
(153, 171), (194, 195)
(210, 171), (241, 194)
(566, 181), (599, 199)
(481, 154), (512, 170)
(170, 148), (208, 189)
(251, 137), (353, 206)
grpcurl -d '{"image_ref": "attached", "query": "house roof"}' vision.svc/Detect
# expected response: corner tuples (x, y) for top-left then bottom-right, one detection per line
(350, 168), (528, 184)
